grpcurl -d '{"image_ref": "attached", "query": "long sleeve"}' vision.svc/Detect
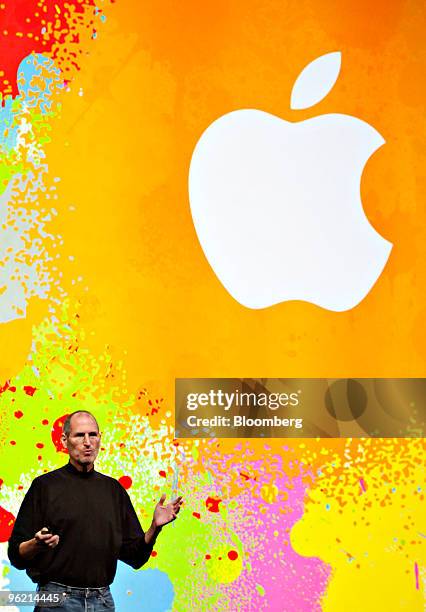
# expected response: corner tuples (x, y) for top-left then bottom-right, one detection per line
(8, 479), (41, 570)
(6, 464), (155, 586)
(118, 489), (154, 569)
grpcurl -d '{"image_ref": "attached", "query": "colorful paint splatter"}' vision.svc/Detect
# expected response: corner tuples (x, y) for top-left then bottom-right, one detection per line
(1, 1), (425, 610)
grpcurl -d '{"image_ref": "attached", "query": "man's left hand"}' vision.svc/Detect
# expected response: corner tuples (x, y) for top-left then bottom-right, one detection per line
(153, 494), (183, 528)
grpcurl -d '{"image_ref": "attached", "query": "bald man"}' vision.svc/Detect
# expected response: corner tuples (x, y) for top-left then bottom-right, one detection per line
(8, 410), (183, 611)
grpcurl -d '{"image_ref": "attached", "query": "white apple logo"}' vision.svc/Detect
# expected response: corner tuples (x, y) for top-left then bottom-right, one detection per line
(188, 52), (392, 311)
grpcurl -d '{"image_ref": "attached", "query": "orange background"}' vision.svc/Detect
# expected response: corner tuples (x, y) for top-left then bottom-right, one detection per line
(1, 0), (424, 400)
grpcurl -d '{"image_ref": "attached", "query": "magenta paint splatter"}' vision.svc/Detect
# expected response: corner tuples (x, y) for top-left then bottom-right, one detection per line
(414, 561), (419, 590)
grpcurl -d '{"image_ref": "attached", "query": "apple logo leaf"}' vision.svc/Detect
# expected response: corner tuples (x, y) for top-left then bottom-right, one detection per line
(290, 51), (341, 110)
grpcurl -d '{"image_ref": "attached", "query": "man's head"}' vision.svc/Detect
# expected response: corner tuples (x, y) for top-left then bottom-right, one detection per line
(61, 411), (101, 471)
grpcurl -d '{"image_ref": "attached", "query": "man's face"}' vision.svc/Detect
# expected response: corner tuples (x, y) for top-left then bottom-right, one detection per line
(61, 413), (101, 469)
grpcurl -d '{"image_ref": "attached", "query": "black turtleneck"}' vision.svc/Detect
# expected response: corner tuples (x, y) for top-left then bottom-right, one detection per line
(8, 462), (154, 587)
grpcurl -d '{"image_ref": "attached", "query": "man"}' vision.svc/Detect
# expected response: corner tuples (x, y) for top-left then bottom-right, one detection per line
(8, 411), (183, 611)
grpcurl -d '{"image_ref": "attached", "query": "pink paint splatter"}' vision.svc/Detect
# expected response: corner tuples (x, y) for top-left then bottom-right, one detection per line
(414, 562), (419, 590)
(193, 446), (330, 611)
(228, 469), (329, 611)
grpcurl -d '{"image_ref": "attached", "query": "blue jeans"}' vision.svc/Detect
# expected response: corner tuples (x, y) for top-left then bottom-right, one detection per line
(34, 581), (115, 611)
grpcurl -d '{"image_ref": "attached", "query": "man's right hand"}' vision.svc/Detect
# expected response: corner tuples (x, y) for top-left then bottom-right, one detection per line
(35, 527), (60, 549)
(19, 527), (60, 560)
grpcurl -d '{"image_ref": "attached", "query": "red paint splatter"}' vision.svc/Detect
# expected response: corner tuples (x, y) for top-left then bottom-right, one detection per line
(10, 441), (16, 446)
(228, 550), (238, 561)
(118, 476), (132, 490)
(205, 496), (222, 513)
(8, 386), (16, 392)
(159, 470), (166, 478)
(14, 410), (23, 419)
(0, 380), (10, 394)
(37, 455), (42, 461)
(0, 479), (3, 487)
(42, 419), (49, 425)
(150, 550), (157, 557)
(205, 554), (211, 560)
(0, 506), (15, 542)
(192, 512), (201, 519)
(0, 0), (103, 100)
(239, 472), (250, 480)
(23, 385), (36, 396)
(36, 442), (44, 449)
(148, 398), (163, 415)
(51, 414), (69, 454)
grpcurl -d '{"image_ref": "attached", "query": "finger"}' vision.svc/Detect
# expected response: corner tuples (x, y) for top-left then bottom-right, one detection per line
(37, 533), (52, 542)
(159, 493), (166, 505)
(45, 535), (58, 545)
(171, 496), (183, 504)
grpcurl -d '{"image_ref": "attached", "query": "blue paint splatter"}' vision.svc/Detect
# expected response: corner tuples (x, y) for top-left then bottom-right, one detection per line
(110, 562), (174, 612)
(2, 560), (35, 591)
(18, 54), (62, 114)
(3, 560), (174, 612)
